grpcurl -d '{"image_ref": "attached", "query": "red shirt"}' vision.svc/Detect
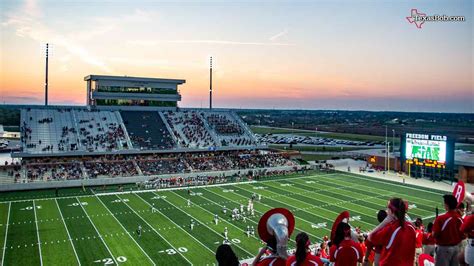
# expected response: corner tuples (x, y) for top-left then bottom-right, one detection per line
(370, 221), (416, 266)
(359, 242), (367, 256)
(319, 248), (328, 259)
(433, 210), (464, 246)
(255, 256), (286, 266)
(329, 239), (363, 266)
(422, 232), (436, 245)
(286, 254), (324, 266)
(461, 215), (474, 238)
(415, 229), (423, 248)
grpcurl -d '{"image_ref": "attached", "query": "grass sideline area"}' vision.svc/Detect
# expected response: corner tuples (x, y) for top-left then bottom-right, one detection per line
(0, 171), (444, 265)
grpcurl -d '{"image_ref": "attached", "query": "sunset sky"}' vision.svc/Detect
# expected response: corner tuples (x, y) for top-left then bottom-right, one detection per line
(0, 0), (472, 112)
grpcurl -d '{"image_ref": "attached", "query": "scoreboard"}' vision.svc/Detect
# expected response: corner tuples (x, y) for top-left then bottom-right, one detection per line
(400, 133), (455, 171)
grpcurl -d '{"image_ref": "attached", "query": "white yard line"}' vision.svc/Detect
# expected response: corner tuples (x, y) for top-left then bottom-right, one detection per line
(32, 200), (43, 266)
(287, 178), (433, 216)
(0, 173), (335, 204)
(169, 190), (262, 242)
(158, 192), (255, 257)
(134, 193), (215, 254)
(237, 185), (348, 231)
(206, 187), (327, 240)
(200, 188), (304, 243)
(94, 196), (156, 266)
(55, 199), (81, 266)
(76, 197), (118, 265)
(1, 202), (11, 266)
(325, 174), (443, 205)
(339, 173), (444, 196)
(113, 194), (193, 265)
(240, 183), (377, 228)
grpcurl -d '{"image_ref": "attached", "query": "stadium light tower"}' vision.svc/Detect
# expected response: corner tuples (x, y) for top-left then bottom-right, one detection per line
(45, 43), (49, 106)
(209, 56), (213, 110)
(392, 129), (395, 152)
(385, 125), (388, 172)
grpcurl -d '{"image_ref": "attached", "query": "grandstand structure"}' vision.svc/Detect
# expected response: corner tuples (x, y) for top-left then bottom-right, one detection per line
(0, 75), (303, 190)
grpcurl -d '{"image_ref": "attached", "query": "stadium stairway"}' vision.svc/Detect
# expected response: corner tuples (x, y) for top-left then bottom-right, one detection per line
(114, 111), (134, 149)
(198, 112), (222, 147)
(158, 111), (181, 148)
(231, 112), (258, 144)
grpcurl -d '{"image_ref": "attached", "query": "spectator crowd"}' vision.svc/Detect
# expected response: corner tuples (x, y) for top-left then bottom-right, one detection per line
(0, 150), (296, 183)
(217, 194), (474, 266)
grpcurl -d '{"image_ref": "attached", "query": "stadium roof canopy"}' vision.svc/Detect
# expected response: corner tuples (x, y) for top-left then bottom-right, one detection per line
(84, 75), (186, 84)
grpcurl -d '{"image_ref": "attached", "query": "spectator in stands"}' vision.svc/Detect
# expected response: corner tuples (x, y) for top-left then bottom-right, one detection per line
(315, 241), (329, 263)
(252, 236), (286, 266)
(286, 232), (323, 266)
(433, 195), (465, 266)
(422, 222), (435, 256)
(330, 222), (362, 266)
(364, 209), (387, 266)
(368, 198), (416, 266)
(415, 218), (424, 263)
(215, 244), (239, 266)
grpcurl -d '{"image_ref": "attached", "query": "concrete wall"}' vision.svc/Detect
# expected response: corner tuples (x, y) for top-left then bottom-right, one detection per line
(0, 165), (302, 192)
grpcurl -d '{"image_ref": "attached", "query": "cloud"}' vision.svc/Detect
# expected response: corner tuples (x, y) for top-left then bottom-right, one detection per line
(129, 39), (294, 46)
(106, 57), (202, 69)
(269, 29), (288, 41)
(1, 95), (42, 104)
(1, 0), (115, 74)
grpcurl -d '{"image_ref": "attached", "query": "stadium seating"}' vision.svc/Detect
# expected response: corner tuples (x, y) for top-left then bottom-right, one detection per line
(73, 109), (129, 152)
(20, 108), (259, 156)
(163, 110), (217, 148)
(21, 108), (80, 154)
(121, 111), (177, 150)
(20, 108), (132, 154)
(9, 150), (295, 183)
(201, 111), (257, 147)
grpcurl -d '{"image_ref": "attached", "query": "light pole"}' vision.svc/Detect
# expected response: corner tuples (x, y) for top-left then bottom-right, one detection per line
(209, 56), (213, 110)
(45, 43), (49, 106)
(385, 125), (388, 172)
(392, 129), (395, 153)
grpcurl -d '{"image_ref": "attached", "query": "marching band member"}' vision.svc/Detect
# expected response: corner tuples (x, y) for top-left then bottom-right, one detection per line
(330, 222), (363, 266)
(368, 198), (416, 266)
(286, 232), (324, 266)
(216, 244), (239, 266)
(433, 195), (464, 266)
(253, 208), (295, 266)
(415, 218), (424, 263)
(422, 222), (436, 256)
(364, 209), (387, 266)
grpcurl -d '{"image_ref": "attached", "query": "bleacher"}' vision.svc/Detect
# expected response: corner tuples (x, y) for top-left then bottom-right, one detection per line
(18, 108), (259, 157)
(163, 110), (217, 148)
(73, 109), (129, 152)
(202, 111), (257, 147)
(121, 111), (177, 150)
(21, 108), (79, 154)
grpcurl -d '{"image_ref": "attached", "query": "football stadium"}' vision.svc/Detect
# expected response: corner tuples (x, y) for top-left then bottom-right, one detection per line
(0, 73), (465, 266)
(1, 1), (473, 266)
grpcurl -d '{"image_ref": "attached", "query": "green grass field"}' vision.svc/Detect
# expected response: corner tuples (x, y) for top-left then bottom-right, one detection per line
(0, 171), (444, 265)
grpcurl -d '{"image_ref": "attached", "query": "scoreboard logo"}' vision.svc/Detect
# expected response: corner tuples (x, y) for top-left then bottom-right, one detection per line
(404, 133), (448, 164)
(406, 133), (447, 141)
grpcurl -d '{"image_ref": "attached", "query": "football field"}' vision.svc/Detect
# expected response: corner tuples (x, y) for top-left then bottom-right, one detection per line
(0, 171), (445, 265)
